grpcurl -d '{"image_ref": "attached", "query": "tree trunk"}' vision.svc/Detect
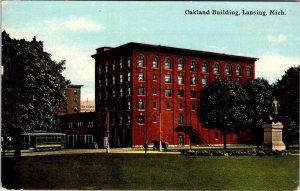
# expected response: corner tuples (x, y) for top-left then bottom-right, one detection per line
(222, 131), (227, 150)
(13, 132), (22, 159)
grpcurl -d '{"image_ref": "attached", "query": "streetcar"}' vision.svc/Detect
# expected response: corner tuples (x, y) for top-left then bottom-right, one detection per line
(21, 132), (66, 151)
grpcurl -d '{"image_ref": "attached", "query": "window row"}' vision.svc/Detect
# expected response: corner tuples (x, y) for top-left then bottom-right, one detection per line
(137, 113), (186, 125)
(137, 55), (252, 76)
(98, 57), (131, 73)
(98, 87), (131, 99)
(137, 100), (196, 111)
(99, 73), (131, 86)
(67, 121), (94, 129)
(138, 87), (197, 98)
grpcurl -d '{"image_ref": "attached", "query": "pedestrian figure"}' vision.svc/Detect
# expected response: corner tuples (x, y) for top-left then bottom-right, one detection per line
(165, 140), (168, 152)
(143, 140), (148, 154)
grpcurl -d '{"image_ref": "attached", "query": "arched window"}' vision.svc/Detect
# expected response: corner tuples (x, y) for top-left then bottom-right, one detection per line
(202, 62), (208, 73)
(165, 57), (171, 69)
(224, 64), (231, 75)
(138, 55), (144, 67)
(236, 65), (241, 76)
(153, 57), (158, 68)
(178, 59), (184, 70)
(178, 113), (184, 125)
(201, 78), (207, 86)
(213, 62), (220, 74)
(190, 61), (197, 71)
(246, 66), (251, 77)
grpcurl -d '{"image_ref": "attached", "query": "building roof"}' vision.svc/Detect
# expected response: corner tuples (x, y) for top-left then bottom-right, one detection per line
(92, 42), (258, 61)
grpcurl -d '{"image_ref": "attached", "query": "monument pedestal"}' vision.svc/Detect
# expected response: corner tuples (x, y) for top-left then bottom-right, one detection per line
(262, 122), (286, 151)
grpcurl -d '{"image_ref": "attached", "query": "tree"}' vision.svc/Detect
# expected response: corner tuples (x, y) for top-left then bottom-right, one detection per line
(198, 79), (251, 149)
(243, 78), (273, 148)
(272, 65), (299, 147)
(1, 31), (69, 158)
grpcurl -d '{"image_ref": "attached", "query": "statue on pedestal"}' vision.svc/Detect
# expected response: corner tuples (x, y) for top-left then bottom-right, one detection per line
(269, 97), (280, 123)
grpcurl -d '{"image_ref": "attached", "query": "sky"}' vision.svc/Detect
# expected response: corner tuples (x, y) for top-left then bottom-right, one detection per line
(2, 1), (300, 100)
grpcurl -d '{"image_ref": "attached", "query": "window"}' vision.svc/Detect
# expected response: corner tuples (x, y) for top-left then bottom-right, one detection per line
(179, 103), (183, 109)
(112, 76), (115, 84)
(178, 135), (184, 145)
(138, 87), (145, 95)
(127, 87), (131, 96)
(191, 104), (196, 110)
(178, 90), (184, 97)
(119, 74), (123, 83)
(178, 76), (184, 84)
(153, 73), (157, 81)
(87, 121), (94, 128)
(246, 66), (251, 77)
(138, 55), (144, 67)
(165, 57), (171, 69)
(178, 59), (184, 70)
(178, 113), (184, 124)
(165, 74), (171, 83)
(153, 57), (158, 68)
(105, 62), (109, 72)
(166, 102), (171, 109)
(74, 90), (78, 95)
(120, 58), (123, 69)
(112, 90), (115, 97)
(165, 89), (171, 97)
(127, 114), (131, 123)
(202, 62), (208, 73)
(190, 90), (196, 98)
(137, 101), (145, 109)
(138, 116), (144, 124)
(98, 66), (102, 74)
(138, 72), (144, 81)
(190, 76), (196, 85)
(153, 116), (157, 123)
(236, 65), (241, 76)
(153, 102), (157, 109)
(127, 101), (131, 110)
(120, 88), (123, 96)
(153, 88), (157, 95)
(112, 60), (116, 70)
(213, 62), (220, 74)
(119, 115), (123, 124)
(78, 121), (83, 128)
(68, 122), (73, 129)
(225, 64), (231, 75)
(127, 73), (131, 82)
(190, 61), (197, 71)
(202, 78), (207, 86)
(105, 78), (108, 86)
(127, 57), (131, 67)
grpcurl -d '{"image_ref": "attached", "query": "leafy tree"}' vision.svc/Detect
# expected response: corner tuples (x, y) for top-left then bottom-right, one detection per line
(272, 65), (299, 147)
(198, 79), (251, 149)
(243, 78), (273, 147)
(1, 31), (69, 158)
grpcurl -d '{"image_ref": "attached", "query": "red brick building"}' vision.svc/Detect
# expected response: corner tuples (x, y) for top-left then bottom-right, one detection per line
(58, 84), (83, 115)
(92, 42), (257, 147)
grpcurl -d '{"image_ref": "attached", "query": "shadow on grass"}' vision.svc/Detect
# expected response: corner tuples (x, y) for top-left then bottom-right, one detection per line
(2, 153), (299, 190)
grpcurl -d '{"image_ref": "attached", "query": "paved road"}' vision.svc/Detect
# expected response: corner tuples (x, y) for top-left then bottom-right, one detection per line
(17, 148), (180, 157)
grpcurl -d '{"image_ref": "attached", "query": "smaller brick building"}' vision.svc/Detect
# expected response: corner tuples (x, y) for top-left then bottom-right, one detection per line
(58, 84), (83, 115)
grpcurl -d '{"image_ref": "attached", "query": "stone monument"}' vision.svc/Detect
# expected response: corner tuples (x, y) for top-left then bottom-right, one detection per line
(262, 98), (286, 151)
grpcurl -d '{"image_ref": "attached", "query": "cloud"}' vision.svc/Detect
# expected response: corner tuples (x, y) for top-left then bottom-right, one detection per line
(2, 0), (8, 7)
(267, 34), (287, 43)
(255, 54), (299, 84)
(207, 45), (228, 52)
(45, 16), (105, 32)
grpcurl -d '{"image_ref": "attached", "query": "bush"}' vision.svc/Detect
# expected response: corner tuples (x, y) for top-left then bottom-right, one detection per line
(180, 149), (291, 156)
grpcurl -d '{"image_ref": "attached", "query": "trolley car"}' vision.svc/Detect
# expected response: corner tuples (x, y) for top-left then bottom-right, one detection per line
(22, 132), (66, 151)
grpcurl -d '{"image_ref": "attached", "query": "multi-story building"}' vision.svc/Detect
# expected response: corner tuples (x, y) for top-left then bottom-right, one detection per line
(58, 84), (83, 115)
(80, 99), (95, 113)
(92, 42), (257, 147)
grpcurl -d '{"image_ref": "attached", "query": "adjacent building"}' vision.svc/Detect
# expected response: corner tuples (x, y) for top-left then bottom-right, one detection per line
(58, 84), (83, 115)
(81, 99), (95, 113)
(92, 42), (257, 147)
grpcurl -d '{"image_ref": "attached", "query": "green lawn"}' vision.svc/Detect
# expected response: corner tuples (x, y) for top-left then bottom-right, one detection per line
(2, 153), (299, 190)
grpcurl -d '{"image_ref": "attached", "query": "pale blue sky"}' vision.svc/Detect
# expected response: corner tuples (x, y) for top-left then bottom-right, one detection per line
(2, 1), (300, 100)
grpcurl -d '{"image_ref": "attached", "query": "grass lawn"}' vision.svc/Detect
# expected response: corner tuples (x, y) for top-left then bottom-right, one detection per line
(2, 153), (299, 190)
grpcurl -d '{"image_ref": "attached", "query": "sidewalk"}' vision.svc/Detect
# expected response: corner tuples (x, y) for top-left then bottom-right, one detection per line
(19, 148), (180, 157)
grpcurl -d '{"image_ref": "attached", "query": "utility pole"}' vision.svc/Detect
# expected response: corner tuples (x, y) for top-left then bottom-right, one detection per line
(106, 111), (110, 153)
(159, 112), (162, 152)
